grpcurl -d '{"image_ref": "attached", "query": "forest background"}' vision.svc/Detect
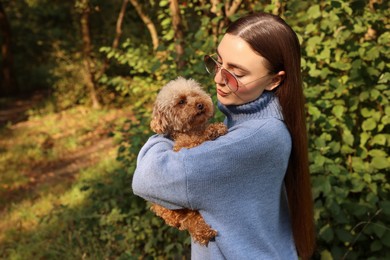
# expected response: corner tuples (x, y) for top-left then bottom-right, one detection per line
(0, 0), (389, 259)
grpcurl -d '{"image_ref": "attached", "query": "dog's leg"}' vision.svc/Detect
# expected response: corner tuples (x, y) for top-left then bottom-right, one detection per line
(204, 122), (228, 140)
(151, 204), (185, 228)
(180, 211), (217, 246)
(174, 134), (204, 150)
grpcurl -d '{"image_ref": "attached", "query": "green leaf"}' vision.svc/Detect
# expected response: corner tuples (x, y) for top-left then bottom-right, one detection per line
(381, 231), (390, 247)
(308, 105), (322, 119)
(159, 0), (169, 7)
(379, 200), (390, 217)
(330, 61), (351, 71)
(371, 157), (390, 170)
(382, 115), (390, 125)
(345, 202), (368, 217)
(335, 229), (353, 242)
(360, 132), (370, 147)
(366, 192), (378, 204)
(350, 177), (365, 192)
(312, 175), (332, 198)
(365, 46), (380, 61)
(361, 108), (374, 118)
(305, 23), (318, 34)
(359, 91), (370, 101)
(363, 173), (371, 183)
(307, 5), (321, 19)
(329, 141), (341, 154)
(332, 105), (344, 119)
(362, 118), (377, 131)
(342, 129), (354, 146)
(320, 249), (333, 260)
(307, 36), (323, 47)
(319, 224), (334, 243)
(368, 149), (388, 157)
(370, 240), (383, 252)
(372, 222), (386, 238)
(319, 48), (331, 61)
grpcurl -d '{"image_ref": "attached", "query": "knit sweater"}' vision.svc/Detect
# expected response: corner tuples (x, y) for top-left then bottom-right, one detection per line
(132, 91), (297, 259)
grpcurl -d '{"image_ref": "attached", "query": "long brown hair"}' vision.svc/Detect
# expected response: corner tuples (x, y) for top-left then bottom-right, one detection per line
(226, 12), (315, 259)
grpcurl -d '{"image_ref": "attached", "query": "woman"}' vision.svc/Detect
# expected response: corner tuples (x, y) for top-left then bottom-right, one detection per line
(132, 12), (315, 259)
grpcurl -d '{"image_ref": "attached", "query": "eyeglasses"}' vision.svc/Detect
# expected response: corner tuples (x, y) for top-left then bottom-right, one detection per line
(204, 54), (269, 93)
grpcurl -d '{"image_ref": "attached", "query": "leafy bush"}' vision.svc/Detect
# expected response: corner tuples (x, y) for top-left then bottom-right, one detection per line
(287, 1), (390, 259)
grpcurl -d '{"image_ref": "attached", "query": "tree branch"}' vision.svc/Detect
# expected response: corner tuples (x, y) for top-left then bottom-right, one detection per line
(96, 0), (128, 80)
(169, 0), (185, 69)
(128, 0), (159, 50)
(79, 0), (101, 109)
(0, 2), (17, 94)
(225, 0), (242, 17)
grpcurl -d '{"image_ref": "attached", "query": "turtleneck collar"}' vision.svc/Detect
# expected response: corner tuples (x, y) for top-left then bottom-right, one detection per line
(217, 91), (284, 128)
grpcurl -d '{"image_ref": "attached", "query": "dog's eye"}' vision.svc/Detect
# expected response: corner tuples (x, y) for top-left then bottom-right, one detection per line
(178, 99), (186, 105)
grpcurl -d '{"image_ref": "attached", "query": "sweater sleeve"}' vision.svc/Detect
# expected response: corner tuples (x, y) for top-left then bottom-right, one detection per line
(131, 134), (191, 210)
(132, 118), (291, 212)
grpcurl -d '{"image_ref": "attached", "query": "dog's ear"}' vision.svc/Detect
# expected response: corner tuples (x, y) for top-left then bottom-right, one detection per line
(150, 109), (171, 134)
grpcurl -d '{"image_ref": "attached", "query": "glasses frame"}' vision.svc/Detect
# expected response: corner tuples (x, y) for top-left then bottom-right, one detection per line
(204, 54), (269, 93)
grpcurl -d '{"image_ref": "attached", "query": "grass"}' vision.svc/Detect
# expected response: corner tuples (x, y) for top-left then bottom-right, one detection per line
(0, 99), (191, 259)
(1, 157), (121, 259)
(0, 103), (131, 259)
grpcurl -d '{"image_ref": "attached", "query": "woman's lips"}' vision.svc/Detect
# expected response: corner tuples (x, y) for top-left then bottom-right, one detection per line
(217, 88), (230, 97)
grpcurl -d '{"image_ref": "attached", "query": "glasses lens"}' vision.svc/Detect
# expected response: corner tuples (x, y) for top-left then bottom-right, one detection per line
(221, 69), (238, 92)
(204, 55), (218, 75)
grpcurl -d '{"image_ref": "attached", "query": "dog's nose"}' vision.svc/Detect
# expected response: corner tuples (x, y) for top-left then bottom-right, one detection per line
(197, 103), (204, 110)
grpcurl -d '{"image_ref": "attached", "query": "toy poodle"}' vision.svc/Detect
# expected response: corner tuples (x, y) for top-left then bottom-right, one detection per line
(149, 76), (227, 245)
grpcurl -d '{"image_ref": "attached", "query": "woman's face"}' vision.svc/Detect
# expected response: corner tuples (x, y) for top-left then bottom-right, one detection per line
(214, 34), (277, 105)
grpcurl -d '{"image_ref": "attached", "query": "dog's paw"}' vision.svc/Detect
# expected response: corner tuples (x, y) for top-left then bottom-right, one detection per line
(215, 122), (228, 135)
(173, 145), (182, 152)
(193, 228), (218, 246)
(206, 122), (227, 140)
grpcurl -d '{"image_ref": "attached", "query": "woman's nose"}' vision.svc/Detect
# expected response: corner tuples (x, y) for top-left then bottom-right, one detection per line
(214, 68), (225, 85)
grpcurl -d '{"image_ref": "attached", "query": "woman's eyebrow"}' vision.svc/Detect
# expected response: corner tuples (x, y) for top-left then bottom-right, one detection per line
(216, 49), (250, 73)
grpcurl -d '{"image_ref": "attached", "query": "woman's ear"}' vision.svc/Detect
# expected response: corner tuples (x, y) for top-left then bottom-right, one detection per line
(266, 71), (285, 91)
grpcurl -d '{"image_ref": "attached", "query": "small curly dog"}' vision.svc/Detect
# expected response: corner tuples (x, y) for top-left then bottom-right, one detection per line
(150, 76), (227, 245)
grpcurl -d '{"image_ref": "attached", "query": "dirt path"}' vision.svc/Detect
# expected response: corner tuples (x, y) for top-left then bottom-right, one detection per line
(0, 91), (46, 126)
(0, 94), (127, 211)
(1, 137), (117, 211)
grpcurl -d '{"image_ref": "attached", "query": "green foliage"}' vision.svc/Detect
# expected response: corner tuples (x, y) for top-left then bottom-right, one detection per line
(286, 1), (390, 259)
(50, 54), (89, 110)
(2, 0), (76, 94)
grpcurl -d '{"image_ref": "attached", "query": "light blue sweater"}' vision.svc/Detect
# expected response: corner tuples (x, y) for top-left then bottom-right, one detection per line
(132, 91), (297, 259)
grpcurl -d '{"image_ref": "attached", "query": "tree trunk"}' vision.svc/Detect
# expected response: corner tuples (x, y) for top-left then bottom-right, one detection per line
(0, 2), (16, 96)
(169, 0), (185, 69)
(272, 0), (284, 16)
(128, 0), (159, 50)
(112, 0), (128, 50)
(210, 0), (242, 43)
(210, 0), (220, 41)
(225, 0), (242, 17)
(79, 0), (101, 109)
(97, 0), (128, 79)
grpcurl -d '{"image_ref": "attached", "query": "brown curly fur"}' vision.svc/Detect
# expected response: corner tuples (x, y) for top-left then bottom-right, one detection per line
(149, 77), (227, 245)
